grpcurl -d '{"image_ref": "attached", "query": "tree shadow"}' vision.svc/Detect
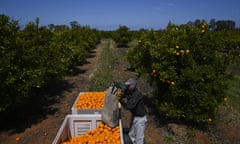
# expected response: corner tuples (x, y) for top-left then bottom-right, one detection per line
(0, 49), (99, 134)
(0, 79), (74, 134)
(0, 48), (98, 134)
(86, 49), (97, 58)
(70, 66), (88, 76)
(68, 50), (97, 76)
(143, 96), (167, 126)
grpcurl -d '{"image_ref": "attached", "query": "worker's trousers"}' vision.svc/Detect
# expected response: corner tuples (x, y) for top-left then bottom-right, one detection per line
(128, 115), (147, 144)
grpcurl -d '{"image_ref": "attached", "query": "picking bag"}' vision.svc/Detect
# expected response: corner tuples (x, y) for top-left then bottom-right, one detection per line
(102, 83), (120, 127)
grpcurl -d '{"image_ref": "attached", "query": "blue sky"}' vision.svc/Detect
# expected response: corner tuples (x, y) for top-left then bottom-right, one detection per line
(0, 0), (240, 30)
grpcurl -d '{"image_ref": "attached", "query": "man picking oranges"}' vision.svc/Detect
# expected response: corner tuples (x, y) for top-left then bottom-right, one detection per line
(118, 78), (147, 144)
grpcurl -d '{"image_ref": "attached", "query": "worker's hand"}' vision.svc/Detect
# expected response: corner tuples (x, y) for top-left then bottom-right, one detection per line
(115, 88), (122, 100)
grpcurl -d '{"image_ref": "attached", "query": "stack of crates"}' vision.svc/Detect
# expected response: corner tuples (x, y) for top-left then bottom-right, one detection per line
(52, 92), (124, 144)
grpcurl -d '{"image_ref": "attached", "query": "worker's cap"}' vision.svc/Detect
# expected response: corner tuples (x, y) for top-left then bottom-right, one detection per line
(125, 78), (137, 86)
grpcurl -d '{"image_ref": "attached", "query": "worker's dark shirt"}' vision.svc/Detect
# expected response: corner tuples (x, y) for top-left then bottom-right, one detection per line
(119, 88), (146, 117)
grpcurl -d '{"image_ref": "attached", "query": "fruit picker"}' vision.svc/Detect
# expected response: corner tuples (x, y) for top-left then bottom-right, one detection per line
(116, 78), (147, 144)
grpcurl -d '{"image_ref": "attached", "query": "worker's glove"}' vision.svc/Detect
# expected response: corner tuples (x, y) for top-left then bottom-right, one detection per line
(115, 88), (122, 100)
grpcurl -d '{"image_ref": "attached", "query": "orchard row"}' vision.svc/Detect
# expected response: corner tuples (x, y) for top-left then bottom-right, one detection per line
(126, 23), (240, 123)
(0, 15), (100, 112)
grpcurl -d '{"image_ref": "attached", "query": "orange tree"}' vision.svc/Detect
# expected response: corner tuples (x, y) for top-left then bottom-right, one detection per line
(0, 15), (101, 112)
(126, 23), (240, 123)
(112, 25), (133, 47)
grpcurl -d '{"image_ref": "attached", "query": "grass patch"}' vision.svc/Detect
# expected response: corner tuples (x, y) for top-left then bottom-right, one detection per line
(89, 39), (115, 91)
(225, 75), (240, 108)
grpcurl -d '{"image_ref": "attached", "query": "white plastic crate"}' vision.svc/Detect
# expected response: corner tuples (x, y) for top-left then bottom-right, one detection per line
(52, 114), (124, 144)
(71, 92), (103, 114)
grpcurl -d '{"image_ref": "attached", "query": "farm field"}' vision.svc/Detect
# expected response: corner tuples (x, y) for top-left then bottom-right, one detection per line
(0, 39), (239, 144)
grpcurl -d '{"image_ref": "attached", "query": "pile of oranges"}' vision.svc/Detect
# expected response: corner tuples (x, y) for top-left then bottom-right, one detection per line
(74, 92), (106, 109)
(62, 122), (121, 144)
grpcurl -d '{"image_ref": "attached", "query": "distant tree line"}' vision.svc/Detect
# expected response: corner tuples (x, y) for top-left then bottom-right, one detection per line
(186, 18), (237, 31)
(51, 19), (238, 32)
(47, 21), (91, 30)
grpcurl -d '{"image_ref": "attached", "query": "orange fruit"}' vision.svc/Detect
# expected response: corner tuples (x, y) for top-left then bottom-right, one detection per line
(74, 92), (106, 109)
(224, 97), (228, 102)
(62, 123), (121, 144)
(15, 137), (20, 141)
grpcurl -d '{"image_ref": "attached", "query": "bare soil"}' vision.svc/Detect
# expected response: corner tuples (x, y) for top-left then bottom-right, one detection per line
(0, 40), (239, 144)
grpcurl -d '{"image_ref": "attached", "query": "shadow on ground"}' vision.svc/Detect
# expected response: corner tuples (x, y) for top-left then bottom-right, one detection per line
(0, 52), (96, 134)
(0, 80), (71, 134)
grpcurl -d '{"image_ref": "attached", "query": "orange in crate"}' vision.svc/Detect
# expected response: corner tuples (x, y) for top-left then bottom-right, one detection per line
(62, 122), (121, 144)
(74, 92), (106, 109)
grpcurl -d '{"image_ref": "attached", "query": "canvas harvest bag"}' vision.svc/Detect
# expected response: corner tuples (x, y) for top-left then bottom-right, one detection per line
(101, 82), (120, 127)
